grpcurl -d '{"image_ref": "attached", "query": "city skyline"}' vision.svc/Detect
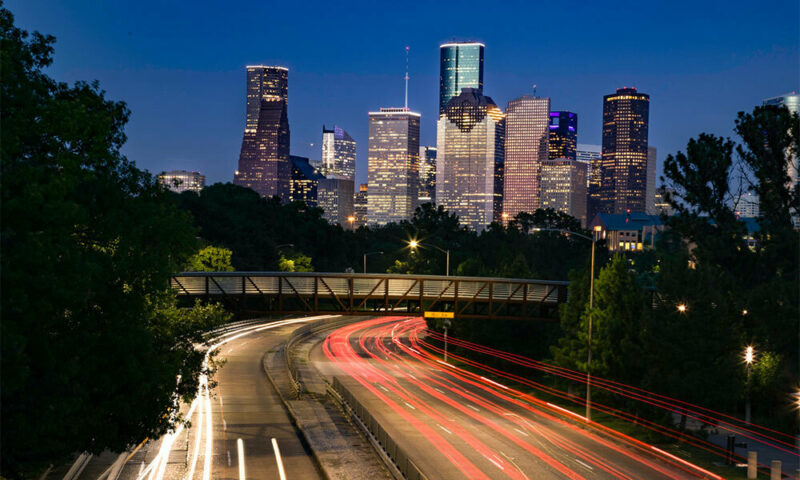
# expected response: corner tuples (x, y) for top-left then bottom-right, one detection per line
(11, 0), (797, 188)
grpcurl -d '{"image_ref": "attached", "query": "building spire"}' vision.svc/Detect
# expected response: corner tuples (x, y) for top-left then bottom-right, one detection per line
(404, 46), (410, 109)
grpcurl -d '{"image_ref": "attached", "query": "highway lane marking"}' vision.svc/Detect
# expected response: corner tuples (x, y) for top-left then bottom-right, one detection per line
(574, 458), (594, 471)
(434, 387), (445, 394)
(379, 385), (390, 393)
(227, 450), (231, 467)
(404, 402), (416, 410)
(514, 427), (529, 437)
(480, 376), (509, 390)
(438, 424), (452, 434)
(271, 438), (287, 480)
(467, 404), (480, 412)
(237, 438), (246, 480)
(484, 454), (505, 471)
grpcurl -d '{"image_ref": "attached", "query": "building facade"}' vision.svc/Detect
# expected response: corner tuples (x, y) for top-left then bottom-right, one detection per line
(548, 111), (578, 160)
(289, 155), (322, 207)
(367, 108), (420, 226)
(437, 88), (505, 231)
(439, 42), (484, 115)
(646, 146), (657, 214)
(503, 95), (550, 218)
(653, 186), (674, 216)
(599, 87), (650, 214)
(158, 170), (205, 193)
(419, 146), (437, 204)
(234, 65), (291, 200)
(318, 177), (355, 228)
(735, 191), (760, 218)
(540, 158), (588, 226)
(321, 125), (356, 181)
(354, 183), (368, 228)
(762, 93), (799, 221)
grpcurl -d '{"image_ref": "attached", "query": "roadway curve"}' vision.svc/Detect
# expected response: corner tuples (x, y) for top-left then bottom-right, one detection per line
(315, 316), (718, 480)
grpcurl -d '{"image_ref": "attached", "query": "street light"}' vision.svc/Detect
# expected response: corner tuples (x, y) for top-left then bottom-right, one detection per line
(531, 225), (601, 421)
(276, 243), (294, 249)
(363, 251), (383, 274)
(677, 303), (687, 313)
(744, 345), (755, 423)
(347, 216), (356, 230)
(408, 239), (450, 276)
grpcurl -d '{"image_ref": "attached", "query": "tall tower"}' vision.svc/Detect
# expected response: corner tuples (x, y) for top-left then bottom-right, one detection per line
(600, 87), (650, 214)
(503, 95), (550, 218)
(437, 88), (505, 231)
(762, 93), (800, 189)
(548, 111), (578, 160)
(234, 66), (291, 200)
(439, 42), (485, 115)
(321, 125), (356, 180)
(367, 108), (421, 226)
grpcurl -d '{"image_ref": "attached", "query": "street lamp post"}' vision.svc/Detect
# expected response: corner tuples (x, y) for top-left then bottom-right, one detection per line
(531, 226), (601, 421)
(443, 318), (452, 362)
(363, 251), (383, 274)
(408, 240), (450, 276)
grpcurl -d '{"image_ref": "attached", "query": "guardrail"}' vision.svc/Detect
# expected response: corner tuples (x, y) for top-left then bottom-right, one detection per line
(332, 377), (428, 480)
(171, 272), (569, 321)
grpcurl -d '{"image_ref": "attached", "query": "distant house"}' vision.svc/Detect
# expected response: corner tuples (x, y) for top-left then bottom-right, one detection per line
(590, 212), (665, 252)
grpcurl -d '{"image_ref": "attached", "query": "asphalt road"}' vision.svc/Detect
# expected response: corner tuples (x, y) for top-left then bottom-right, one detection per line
(56, 316), (326, 480)
(313, 316), (718, 480)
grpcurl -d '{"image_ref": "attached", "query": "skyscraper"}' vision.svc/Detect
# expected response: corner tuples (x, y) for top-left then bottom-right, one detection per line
(321, 125), (356, 180)
(158, 170), (205, 193)
(599, 87), (650, 214)
(437, 88), (505, 231)
(579, 144), (603, 220)
(318, 177), (354, 228)
(289, 155), (322, 207)
(419, 146), (437, 204)
(354, 183), (368, 228)
(646, 146), (657, 214)
(367, 108), (420, 226)
(504, 95), (550, 218)
(234, 66), (291, 200)
(762, 92), (800, 191)
(548, 111), (578, 160)
(439, 42), (484, 115)
(540, 158), (588, 226)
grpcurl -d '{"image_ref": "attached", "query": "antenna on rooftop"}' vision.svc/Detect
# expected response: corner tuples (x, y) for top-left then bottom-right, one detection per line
(533, 84), (537, 97)
(404, 46), (410, 109)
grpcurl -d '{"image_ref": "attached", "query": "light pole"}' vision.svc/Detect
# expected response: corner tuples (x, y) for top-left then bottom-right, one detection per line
(531, 226), (601, 421)
(443, 318), (452, 362)
(408, 240), (450, 276)
(744, 345), (754, 423)
(363, 251), (383, 274)
(276, 243), (294, 249)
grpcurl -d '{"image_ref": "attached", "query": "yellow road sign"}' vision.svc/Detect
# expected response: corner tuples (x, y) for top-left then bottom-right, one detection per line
(424, 311), (454, 319)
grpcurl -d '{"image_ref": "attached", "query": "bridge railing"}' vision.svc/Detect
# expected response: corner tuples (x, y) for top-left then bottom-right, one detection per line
(171, 272), (569, 320)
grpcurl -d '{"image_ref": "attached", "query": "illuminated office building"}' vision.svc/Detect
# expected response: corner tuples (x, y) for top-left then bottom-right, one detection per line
(646, 146), (657, 214)
(321, 125), (356, 181)
(763, 93), (800, 217)
(599, 87), (650, 214)
(653, 186), (674, 216)
(437, 88), (505, 231)
(540, 158), (588, 226)
(289, 155), (322, 207)
(580, 144), (603, 218)
(503, 95), (549, 218)
(439, 42), (484, 115)
(367, 108), (420, 226)
(354, 183), (368, 228)
(318, 177), (354, 228)
(548, 111), (577, 160)
(234, 66), (291, 200)
(158, 170), (205, 193)
(419, 146), (437, 204)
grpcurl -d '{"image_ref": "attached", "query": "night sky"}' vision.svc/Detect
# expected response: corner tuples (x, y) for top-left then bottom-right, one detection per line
(8, 0), (799, 187)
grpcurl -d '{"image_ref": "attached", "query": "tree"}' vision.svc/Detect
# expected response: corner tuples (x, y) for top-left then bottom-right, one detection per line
(187, 245), (235, 272)
(278, 253), (313, 272)
(0, 9), (227, 477)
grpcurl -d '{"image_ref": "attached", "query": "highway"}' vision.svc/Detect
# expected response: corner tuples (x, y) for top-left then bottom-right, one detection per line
(55, 316), (329, 480)
(315, 316), (720, 480)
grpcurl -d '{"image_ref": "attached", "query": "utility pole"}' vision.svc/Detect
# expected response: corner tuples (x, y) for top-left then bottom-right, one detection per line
(586, 232), (596, 421)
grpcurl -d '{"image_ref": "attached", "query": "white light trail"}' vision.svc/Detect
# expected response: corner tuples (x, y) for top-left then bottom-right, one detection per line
(237, 438), (246, 480)
(271, 438), (287, 480)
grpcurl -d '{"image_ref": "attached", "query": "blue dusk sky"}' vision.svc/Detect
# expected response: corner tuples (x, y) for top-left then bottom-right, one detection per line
(7, 0), (799, 187)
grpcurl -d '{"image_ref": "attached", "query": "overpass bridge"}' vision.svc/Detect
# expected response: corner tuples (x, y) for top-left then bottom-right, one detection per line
(171, 272), (569, 321)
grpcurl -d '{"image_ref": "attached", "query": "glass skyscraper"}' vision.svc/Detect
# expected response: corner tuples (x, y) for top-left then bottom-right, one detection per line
(439, 42), (484, 115)
(763, 92), (800, 192)
(540, 158), (588, 227)
(234, 65), (291, 200)
(318, 177), (354, 228)
(599, 87), (650, 214)
(418, 146), (437, 204)
(158, 170), (205, 193)
(504, 95), (550, 218)
(548, 111), (578, 160)
(367, 108), (420, 226)
(437, 88), (505, 231)
(289, 155), (322, 207)
(579, 144), (603, 220)
(321, 125), (356, 181)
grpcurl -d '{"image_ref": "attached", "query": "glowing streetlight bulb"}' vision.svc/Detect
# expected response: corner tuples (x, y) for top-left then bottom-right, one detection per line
(408, 240), (418, 249)
(677, 303), (687, 313)
(742, 309), (748, 315)
(744, 346), (754, 364)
